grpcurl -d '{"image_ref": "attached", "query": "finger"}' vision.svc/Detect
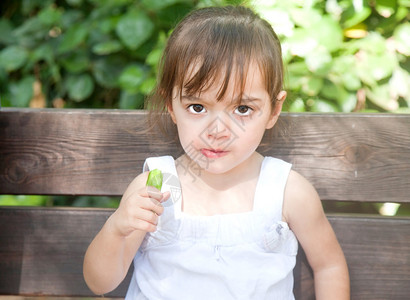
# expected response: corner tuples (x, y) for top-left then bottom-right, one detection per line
(145, 186), (164, 201)
(136, 207), (159, 226)
(161, 191), (171, 203)
(140, 197), (164, 216)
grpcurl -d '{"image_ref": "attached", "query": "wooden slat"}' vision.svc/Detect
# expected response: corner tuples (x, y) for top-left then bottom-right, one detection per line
(0, 207), (409, 299)
(1, 109), (409, 202)
(0, 207), (130, 297)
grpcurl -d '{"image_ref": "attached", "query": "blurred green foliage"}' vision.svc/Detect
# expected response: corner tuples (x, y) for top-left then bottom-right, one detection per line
(0, 0), (243, 109)
(253, 0), (410, 112)
(0, 0), (408, 112)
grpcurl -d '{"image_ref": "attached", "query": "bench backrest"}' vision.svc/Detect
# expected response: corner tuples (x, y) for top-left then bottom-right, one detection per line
(1, 108), (409, 299)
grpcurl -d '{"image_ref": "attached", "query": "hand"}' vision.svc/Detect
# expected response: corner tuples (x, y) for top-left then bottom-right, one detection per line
(107, 172), (170, 237)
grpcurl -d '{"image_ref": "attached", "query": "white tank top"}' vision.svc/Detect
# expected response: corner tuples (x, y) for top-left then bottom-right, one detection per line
(125, 156), (297, 300)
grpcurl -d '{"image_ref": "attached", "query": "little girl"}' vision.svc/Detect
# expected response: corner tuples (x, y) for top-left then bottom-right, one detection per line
(83, 5), (349, 299)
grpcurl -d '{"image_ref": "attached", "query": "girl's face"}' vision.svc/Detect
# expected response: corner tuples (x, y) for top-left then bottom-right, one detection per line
(169, 62), (286, 175)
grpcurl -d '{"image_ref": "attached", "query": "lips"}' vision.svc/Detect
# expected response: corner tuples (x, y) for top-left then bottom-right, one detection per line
(200, 148), (228, 159)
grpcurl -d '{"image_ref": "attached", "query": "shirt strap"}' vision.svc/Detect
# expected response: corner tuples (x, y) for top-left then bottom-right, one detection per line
(143, 156), (182, 218)
(253, 157), (292, 221)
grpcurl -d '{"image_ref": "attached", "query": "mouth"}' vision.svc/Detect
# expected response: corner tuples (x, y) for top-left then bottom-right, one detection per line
(200, 148), (229, 159)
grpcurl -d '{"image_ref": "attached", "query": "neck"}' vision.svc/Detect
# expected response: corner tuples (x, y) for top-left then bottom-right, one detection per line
(178, 152), (263, 191)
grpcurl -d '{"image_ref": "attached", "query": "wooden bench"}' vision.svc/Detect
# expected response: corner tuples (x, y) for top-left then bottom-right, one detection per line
(1, 108), (409, 299)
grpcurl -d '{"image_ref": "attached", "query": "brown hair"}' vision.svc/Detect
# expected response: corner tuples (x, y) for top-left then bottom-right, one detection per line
(147, 5), (284, 135)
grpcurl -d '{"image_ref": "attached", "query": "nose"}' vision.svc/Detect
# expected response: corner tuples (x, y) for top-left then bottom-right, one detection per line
(206, 114), (231, 141)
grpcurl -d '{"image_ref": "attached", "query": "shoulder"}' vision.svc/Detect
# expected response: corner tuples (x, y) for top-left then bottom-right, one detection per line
(282, 170), (322, 225)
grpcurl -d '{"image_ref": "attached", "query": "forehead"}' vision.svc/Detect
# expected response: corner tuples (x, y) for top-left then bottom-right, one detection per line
(179, 58), (267, 101)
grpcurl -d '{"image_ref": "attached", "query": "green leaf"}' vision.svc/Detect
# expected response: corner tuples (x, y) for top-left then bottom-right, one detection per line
(342, 6), (372, 28)
(357, 52), (397, 84)
(310, 98), (339, 112)
(0, 19), (16, 45)
(92, 57), (126, 88)
(66, 0), (83, 6)
(0, 46), (29, 72)
(116, 11), (154, 50)
(61, 9), (84, 28)
(58, 24), (89, 54)
(142, 0), (186, 10)
(394, 23), (410, 55)
(65, 74), (94, 102)
(0, 195), (47, 206)
(310, 16), (343, 52)
(389, 67), (410, 102)
(60, 51), (90, 73)
(366, 84), (398, 111)
(146, 48), (163, 67)
(119, 91), (144, 109)
(9, 76), (35, 107)
(341, 72), (362, 91)
(375, 0), (397, 18)
(305, 46), (332, 73)
(290, 7), (322, 28)
(331, 55), (361, 90)
(38, 5), (63, 26)
(288, 98), (306, 112)
(31, 43), (54, 64)
(139, 77), (156, 95)
(302, 77), (323, 97)
(118, 65), (146, 93)
(92, 40), (123, 55)
(286, 29), (317, 57)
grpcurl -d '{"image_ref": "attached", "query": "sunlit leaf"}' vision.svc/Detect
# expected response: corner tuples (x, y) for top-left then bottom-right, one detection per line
(310, 98), (339, 112)
(310, 16), (343, 52)
(366, 85), (399, 111)
(375, 0), (397, 18)
(305, 46), (332, 73)
(256, 8), (294, 37)
(288, 98), (305, 112)
(389, 67), (410, 101)
(0, 195), (48, 206)
(290, 7), (322, 28)
(394, 23), (410, 55)
(357, 51), (397, 83)
(342, 6), (371, 28)
(302, 76), (323, 97)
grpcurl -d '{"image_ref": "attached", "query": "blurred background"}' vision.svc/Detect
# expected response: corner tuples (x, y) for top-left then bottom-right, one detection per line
(0, 0), (409, 215)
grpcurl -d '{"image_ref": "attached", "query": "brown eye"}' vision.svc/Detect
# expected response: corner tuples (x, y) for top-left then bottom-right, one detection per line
(188, 104), (206, 114)
(235, 105), (252, 116)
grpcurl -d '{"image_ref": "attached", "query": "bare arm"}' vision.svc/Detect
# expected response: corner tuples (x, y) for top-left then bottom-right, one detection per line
(83, 172), (169, 295)
(283, 170), (350, 299)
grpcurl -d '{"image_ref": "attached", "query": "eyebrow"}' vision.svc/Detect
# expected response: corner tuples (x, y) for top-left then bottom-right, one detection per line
(180, 94), (263, 104)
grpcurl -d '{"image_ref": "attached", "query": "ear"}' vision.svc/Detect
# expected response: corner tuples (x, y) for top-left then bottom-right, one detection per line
(167, 101), (177, 124)
(266, 91), (287, 129)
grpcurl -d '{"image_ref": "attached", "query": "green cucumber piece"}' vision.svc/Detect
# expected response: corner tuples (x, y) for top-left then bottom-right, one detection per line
(146, 169), (163, 190)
